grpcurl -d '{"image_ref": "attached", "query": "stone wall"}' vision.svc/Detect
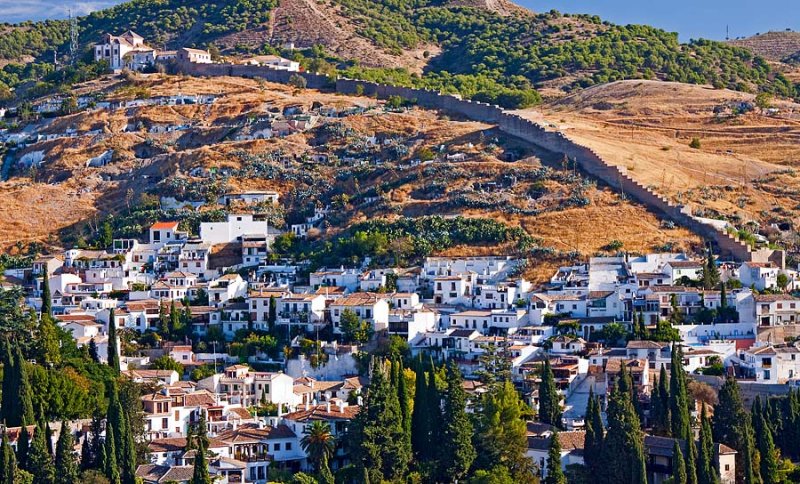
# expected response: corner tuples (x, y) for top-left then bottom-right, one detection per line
(175, 60), (783, 265)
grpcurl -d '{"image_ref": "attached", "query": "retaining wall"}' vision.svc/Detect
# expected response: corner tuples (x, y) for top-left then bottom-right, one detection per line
(175, 60), (783, 265)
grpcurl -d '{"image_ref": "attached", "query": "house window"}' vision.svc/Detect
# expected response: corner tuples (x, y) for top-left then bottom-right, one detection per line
(286, 443), (292, 450)
(161, 418), (168, 429)
(725, 465), (730, 471)
(274, 443), (281, 451)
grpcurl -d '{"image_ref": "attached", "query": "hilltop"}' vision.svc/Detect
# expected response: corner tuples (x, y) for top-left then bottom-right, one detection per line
(1, 0), (798, 108)
(729, 31), (800, 63)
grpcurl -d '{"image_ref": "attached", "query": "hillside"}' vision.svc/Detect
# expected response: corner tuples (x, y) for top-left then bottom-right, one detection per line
(529, 79), (800, 256)
(1, 0), (798, 108)
(0, 74), (698, 280)
(729, 31), (800, 63)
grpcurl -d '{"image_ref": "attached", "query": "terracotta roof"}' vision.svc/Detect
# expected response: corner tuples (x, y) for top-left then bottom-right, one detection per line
(754, 294), (800, 303)
(330, 293), (386, 307)
(626, 340), (668, 350)
(667, 260), (703, 268)
(216, 424), (296, 443)
(151, 221), (179, 230)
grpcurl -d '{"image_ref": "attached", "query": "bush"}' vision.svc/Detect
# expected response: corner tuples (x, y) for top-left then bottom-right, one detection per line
(689, 137), (702, 149)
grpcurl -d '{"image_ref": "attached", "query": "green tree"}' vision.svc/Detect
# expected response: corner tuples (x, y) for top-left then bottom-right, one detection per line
(288, 73), (308, 89)
(670, 346), (691, 441)
(9, 341), (36, 428)
(40, 273), (52, 319)
(0, 430), (17, 484)
(340, 309), (373, 344)
(268, 296), (277, 332)
(54, 421), (78, 484)
(106, 310), (120, 375)
(349, 359), (410, 482)
(16, 425), (30, 471)
(27, 422), (54, 484)
(545, 429), (566, 484)
(583, 389), (604, 476)
(702, 246), (721, 290)
(474, 380), (535, 482)
(191, 438), (211, 484)
(651, 365), (671, 436)
(396, 361), (411, 453)
(37, 274), (60, 367)
(697, 406), (720, 484)
(538, 358), (561, 428)
(756, 412), (780, 484)
(673, 441), (688, 484)
(300, 421), (336, 473)
(103, 424), (120, 484)
(439, 362), (476, 482)
(149, 355), (183, 373)
(741, 418), (759, 484)
(410, 362), (430, 460)
(712, 376), (750, 483)
(318, 454), (335, 484)
(602, 379), (647, 484)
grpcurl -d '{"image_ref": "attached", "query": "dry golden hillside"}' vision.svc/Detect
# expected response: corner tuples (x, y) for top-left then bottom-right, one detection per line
(0, 75), (697, 280)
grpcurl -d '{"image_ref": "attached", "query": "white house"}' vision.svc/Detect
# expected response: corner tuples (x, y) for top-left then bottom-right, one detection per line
(200, 214), (279, 245)
(329, 293), (390, 334)
(94, 31), (153, 70)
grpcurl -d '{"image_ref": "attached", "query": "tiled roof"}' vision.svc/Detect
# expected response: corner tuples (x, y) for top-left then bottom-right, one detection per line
(151, 221), (179, 230)
(626, 340), (668, 350)
(283, 404), (360, 421)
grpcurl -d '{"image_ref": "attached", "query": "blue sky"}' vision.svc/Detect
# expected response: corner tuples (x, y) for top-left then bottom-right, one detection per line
(0, 0), (797, 42)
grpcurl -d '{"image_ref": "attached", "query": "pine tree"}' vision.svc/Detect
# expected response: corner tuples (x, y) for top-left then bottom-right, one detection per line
(104, 424), (120, 484)
(55, 421), (79, 484)
(28, 422), (55, 484)
(545, 429), (566, 484)
(12, 342), (36, 428)
(697, 406), (719, 484)
(583, 389), (604, 476)
(474, 380), (534, 481)
(673, 441), (688, 484)
(107, 309), (120, 374)
(410, 362), (429, 460)
(538, 358), (561, 428)
(439, 362), (475, 482)
(349, 359), (410, 482)
(756, 411), (780, 484)
(16, 425), (30, 471)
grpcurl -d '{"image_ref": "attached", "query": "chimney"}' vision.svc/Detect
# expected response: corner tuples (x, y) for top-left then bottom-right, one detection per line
(357, 396), (363, 406)
(325, 402), (331, 413)
(337, 400), (345, 413)
(305, 401), (310, 411)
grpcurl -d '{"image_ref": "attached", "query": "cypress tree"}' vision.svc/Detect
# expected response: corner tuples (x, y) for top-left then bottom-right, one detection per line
(396, 361), (411, 452)
(28, 422), (55, 484)
(80, 436), (92, 471)
(55, 421), (79, 484)
(104, 424), (120, 484)
(40, 272), (52, 318)
(702, 245), (720, 290)
(0, 431), (14, 484)
(158, 299), (169, 336)
(673, 440), (688, 484)
(169, 301), (181, 335)
(349, 359), (410, 482)
(426, 365), (442, 451)
(439, 362), (475, 482)
(713, 376), (750, 482)
(545, 429), (566, 484)
(16, 425), (29, 471)
(410, 362), (429, 460)
(697, 406), (719, 484)
(669, 346), (690, 440)
(602, 381), (647, 484)
(756, 411), (780, 484)
(45, 422), (54, 457)
(651, 365), (671, 436)
(88, 338), (100, 363)
(583, 389), (604, 476)
(107, 309), (120, 374)
(0, 338), (15, 425)
(268, 296), (277, 332)
(741, 417), (759, 484)
(686, 431), (699, 484)
(12, 342), (36, 428)
(538, 358), (562, 428)
(119, 402), (137, 484)
(191, 438), (211, 484)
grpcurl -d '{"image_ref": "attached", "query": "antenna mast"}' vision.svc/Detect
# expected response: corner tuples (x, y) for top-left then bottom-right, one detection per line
(69, 9), (79, 65)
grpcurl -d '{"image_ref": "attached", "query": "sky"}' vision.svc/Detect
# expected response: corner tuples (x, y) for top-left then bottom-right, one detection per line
(0, 0), (797, 42)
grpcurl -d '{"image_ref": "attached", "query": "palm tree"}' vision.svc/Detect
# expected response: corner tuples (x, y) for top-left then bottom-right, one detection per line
(300, 421), (336, 472)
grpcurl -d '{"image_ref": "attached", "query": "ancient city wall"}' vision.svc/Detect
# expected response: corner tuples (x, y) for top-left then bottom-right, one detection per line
(176, 61), (781, 264)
